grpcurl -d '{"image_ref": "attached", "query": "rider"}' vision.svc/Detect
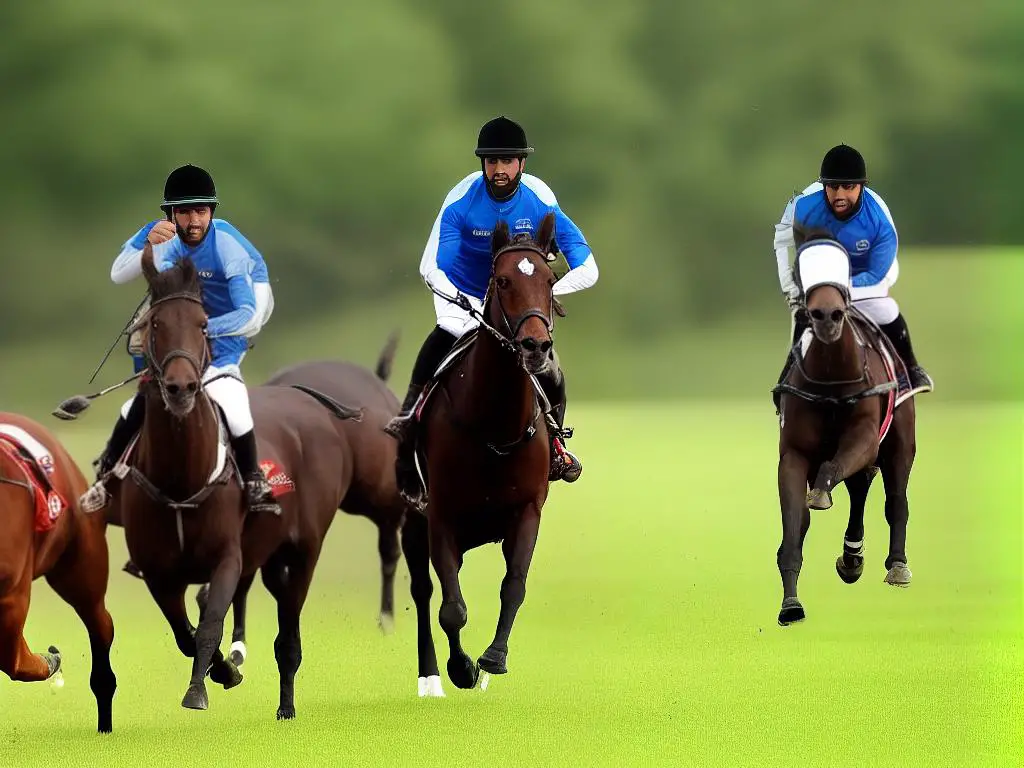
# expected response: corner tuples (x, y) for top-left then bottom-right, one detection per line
(384, 116), (599, 497)
(773, 143), (934, 411)
(80, 163), (280, 516)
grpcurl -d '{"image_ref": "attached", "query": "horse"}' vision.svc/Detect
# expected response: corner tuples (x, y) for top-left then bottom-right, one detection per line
(400, 212), (563, 692)
(191, 334), (410, 668)
(0, 412), (116, 732)
(773, 224), (917, 626)
(109, 243), (360, 718)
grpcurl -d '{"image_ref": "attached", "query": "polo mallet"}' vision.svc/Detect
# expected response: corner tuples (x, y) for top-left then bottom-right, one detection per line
(52, 371), (147, 421)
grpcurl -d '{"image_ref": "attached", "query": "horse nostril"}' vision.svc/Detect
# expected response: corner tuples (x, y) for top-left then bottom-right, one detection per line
(831, 309), (844, 323)
(166, 382), (181, 396)
(186, 380), (199, 395)
(539, 340), (553, 355)
(521, 337), (540, 352)
(810, 309), (825, 321)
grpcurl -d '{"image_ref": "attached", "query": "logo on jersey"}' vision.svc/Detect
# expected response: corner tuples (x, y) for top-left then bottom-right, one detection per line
(514, 218), (534, 232)
(855, 239), (870, 252)
(198, 270), (214, 279)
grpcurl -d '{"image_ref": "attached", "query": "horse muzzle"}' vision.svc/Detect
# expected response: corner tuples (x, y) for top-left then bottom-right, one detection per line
(809, 307), (846, 344)
(161, 378), (200, 417)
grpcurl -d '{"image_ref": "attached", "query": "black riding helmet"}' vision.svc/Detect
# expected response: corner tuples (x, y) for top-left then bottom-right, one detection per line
(161, 164), (218, 216)
(819, 144), (867, 185)
(476, 116), (533, 201)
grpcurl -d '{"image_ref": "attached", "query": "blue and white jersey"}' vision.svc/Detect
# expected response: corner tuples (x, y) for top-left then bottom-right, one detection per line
(419, 172), (599, 300)
(112, 219), (271, 367)
(779, 182), (899, 290)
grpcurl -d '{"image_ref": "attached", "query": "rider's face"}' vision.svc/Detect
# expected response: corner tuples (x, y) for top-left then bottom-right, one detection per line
(824, 183), (862, 218)
(173, 206), (212, 244)
(483, 157), (523, 190)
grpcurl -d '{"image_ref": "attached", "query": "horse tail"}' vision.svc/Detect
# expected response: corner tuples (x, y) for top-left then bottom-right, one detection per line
(289, 384), (363, 422)
(375, 330), (401, 382)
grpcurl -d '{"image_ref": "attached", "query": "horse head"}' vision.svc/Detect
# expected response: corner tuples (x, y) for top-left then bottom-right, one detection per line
(794, 223), (852, 345)
(487, 212), (559, 374)
(135, 243), (210, 418)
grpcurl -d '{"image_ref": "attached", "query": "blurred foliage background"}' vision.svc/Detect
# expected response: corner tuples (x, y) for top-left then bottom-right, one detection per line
(1, 0), (1020, 412)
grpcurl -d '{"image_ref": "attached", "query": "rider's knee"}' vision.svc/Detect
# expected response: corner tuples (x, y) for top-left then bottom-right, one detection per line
(854, 297), (899, 325)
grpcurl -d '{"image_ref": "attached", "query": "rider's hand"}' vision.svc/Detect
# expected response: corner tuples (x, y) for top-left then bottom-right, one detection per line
(147, 220), (177, 245)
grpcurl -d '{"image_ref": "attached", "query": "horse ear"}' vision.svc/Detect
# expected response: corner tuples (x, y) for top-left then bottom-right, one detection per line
(537, 212), (556, 254)
(492, 220), (510, 254)
(179, 256), (198, 289)
(141, 241), (159, 284)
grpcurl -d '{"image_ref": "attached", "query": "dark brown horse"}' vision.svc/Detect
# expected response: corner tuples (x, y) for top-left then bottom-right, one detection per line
(401, 212), (563, 692)
(111, 244), (359, 718)
(193, 336), (410, 668)
(773, 225), (917, 626)
(0, 412), (116, 732)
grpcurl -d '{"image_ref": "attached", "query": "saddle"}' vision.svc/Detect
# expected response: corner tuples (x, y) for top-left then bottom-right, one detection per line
(0, 424), (68, 532)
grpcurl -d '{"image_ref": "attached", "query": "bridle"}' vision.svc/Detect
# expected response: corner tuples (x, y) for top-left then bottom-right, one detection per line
(129, 291), (210, 396)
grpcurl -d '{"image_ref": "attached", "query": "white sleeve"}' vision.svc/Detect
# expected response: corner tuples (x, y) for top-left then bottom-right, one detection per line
(109, 240), (175, 284)
(553, 254), (599, 296)
(774, 197), (800, 299)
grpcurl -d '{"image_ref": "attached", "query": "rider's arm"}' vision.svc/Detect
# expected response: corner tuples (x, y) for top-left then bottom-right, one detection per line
(206, 236), (257, 338)
(419, 174), (476, 299)
(774, 196), (801, 302)
(110, 222), (165, 283)
(551, 207), (598, 296)
(853, 199), (898, 288)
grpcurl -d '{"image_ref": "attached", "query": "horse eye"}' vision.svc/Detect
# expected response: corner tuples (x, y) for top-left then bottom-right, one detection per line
(497, 276), (511, 289)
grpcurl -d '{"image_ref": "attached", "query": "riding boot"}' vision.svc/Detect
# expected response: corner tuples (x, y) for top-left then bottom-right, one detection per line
(880, 313), (934, 393)
(538, 367), (582, 483)
(80, 394), (145, 514)
(231, 429), (281, 516)
(773, 310), (810, 414)
(384, 326), (457, 507)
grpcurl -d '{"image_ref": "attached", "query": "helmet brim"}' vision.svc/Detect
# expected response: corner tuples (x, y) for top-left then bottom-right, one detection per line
(819, 177), (867, 185)
(475, 147), (534, 157)
(161, 195), (219, 208)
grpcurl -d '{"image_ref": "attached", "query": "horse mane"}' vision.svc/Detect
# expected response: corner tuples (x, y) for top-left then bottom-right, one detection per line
(793, 222), (837, 249)
(491, 212), (557, 258)
(140, 242), (202, 300)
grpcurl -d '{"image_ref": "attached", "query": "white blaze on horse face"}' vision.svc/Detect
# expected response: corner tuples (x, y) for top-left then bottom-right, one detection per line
(517, 257), (535, 277)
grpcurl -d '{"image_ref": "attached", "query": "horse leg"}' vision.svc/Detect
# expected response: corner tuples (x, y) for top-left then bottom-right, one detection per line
(777, 450), (811, 625)
(429, 515), (478, 690)
(479, 505), (541, 675)
(228, 573), (255, 666)
(400, 512), (443, 697)
(881, 431), (915, 587)
(261, 548), (315, 720)
(45, 530), (117, 733)
(182, 549), (243, 710)
(808, 414), (879, 510)
(377, 522), (400, 636)
(0, 580), (61, 683)
(836, 470), (874, 584)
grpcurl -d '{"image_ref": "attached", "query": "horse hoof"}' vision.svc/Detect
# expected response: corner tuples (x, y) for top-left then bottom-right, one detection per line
(836, 554), (864, 584)
(778, 597), (806, 626)
(181, 683), (209, 710)
(209, 659), (243, 690)
(276, 705), (296, 720)
(447, 656), (480, 690)
(885, 562), (912, 587)
(43, 645), (62, 678)
(806, 488), (833, 510)
(378, 612), (395, 636)
(417, 675), (446, 698)
(478, 647), (508, 675)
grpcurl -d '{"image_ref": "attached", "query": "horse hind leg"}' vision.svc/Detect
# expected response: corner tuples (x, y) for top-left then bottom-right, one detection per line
(261, 548), (315, 720)
(0, 589), (61, 683)
(836, 470), (875, 584)
(400, 511), (443, 697)
(377, 522), (401, 636)
(880, 433), (915, 587)
(479, 505), (541, 677)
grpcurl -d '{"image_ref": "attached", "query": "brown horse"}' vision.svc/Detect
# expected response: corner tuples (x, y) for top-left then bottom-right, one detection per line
(0, 412), (116, 732)
(111, 244), (359, 718)
(773, 225), (917, 626)
(192, 335), (410, 668)
(401, 212), (563, 691)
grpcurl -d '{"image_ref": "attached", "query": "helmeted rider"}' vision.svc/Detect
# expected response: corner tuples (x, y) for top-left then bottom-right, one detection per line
(80, 163), (280, 515)
(384, 116), (599, 498)
(773, 143), (934, 411)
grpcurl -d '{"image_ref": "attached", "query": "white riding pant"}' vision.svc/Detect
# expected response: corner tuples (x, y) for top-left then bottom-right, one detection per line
(120, 362), (253, 438)
(433, 293), (481, 338)
(851, 258), (900, 325)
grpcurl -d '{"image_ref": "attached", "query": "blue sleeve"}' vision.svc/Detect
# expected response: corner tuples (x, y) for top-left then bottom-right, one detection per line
(552, 206), (591, 268)
(128, 222), (160, 249)
(213, 220), (269, 283)
(434, 204), (464, 276)
(206, 275), (256, 337)
(852, 217), (898, 287)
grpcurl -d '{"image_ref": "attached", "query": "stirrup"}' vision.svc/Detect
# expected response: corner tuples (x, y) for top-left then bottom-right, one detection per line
(80, 481), (109, 514)
(383, 411), (415, 440)
(245, 478), (281, 516)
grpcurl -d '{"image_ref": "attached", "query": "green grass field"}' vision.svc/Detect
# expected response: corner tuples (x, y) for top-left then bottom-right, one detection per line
(1, 401), (1019, 767)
